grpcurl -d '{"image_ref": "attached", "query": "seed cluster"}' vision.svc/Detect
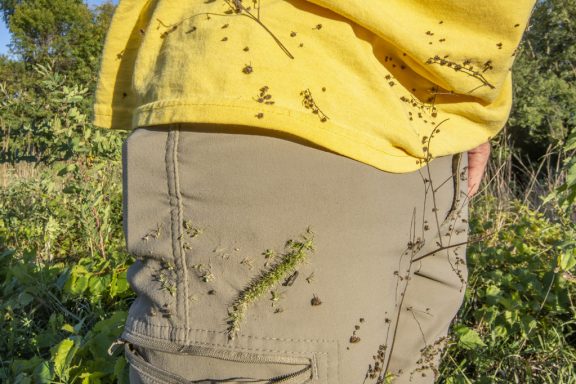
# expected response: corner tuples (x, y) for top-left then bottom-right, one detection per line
(300, 89), (328, 122)
(141, 223), (163, 242)
(154, 261), (177, 297)
(253, 86), (275, 105)
(410, 336), (448, 381)
(191, 263), (215, 282)
(426, 55), (495, 90)
(365, 344), (388, 381)
(348, 318), (365, 346)
(183, 219), (203, 238)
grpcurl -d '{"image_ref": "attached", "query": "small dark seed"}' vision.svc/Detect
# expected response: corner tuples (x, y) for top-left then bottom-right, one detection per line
(311, 295), (322, 306)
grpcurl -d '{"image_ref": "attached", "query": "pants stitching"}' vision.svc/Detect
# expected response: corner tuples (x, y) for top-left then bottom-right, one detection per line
(124, 318), (339, 344)
(166, 124), (191, 340)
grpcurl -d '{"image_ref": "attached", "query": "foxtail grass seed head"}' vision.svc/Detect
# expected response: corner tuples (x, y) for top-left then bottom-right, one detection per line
(226, 228), (315, 340)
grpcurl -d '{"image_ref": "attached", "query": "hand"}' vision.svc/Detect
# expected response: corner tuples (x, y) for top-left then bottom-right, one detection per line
(467, 141), (491, 197)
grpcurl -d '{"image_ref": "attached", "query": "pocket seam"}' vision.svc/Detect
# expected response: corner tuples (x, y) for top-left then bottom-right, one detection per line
(123, 329), (334, 382)
(125, 341), (315, 384)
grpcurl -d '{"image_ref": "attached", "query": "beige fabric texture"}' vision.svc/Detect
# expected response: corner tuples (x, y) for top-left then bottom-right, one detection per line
(120, 123), (470, 383)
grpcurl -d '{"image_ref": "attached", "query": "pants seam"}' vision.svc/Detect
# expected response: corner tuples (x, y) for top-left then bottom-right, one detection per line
(166, 123), (190, 340)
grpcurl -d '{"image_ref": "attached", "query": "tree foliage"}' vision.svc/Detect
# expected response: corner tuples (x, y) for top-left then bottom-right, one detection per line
(508, 0), (576, 158)
(0, 0), (115, 85)
(0, 1), (119, 164)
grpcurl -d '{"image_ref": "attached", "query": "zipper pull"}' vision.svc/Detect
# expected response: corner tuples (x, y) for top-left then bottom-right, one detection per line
(107, 337), (128, 356)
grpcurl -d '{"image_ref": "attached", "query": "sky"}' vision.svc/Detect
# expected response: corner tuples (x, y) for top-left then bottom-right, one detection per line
(0, 0), (117, 58)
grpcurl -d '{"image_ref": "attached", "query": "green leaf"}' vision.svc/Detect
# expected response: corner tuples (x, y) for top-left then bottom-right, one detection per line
(454, 325), (486, 350)
(61, 324), (75, 334)
(32, 361), (52, 384)
(17, 292), (34, 307)
(565, 161), (576, 187)
(89, 275), (105, 296)
(52, 338), (75, 379)
(113, 356), (129, 384)
(558, 248), (576, 271)
(64, 265), (91, 295)
(110, 271), (130, 298)
(491, 324), (508, 340)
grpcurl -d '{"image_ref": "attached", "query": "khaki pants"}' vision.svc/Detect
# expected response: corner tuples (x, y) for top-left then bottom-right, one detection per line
(120, 124), (469, 383)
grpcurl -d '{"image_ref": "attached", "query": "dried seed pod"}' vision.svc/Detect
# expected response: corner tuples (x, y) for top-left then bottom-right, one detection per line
(311, 294), (322, 306)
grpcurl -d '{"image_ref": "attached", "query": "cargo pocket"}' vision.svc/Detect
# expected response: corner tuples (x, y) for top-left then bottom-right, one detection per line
(125, 342), (315, 384)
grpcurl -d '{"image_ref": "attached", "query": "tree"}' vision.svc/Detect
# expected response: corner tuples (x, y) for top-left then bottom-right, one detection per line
(0, 1), (117, 164)
(1, 0), (115, 86)
(508, 0), (576, 160)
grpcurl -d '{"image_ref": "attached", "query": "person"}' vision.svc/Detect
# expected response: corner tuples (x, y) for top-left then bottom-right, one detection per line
(94, 1), (535, 382)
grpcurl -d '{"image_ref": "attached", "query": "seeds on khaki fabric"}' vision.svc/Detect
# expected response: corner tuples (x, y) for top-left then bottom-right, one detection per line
(192, 263), (215, 282)
(305, 272), (315, 283)
(282, 271), (298, 286)
(310, 294), (322, 306)
(226, 227), (314, 340)
(240, 256), (255, 270)
(142, 223), (163, 242)
(183, 219), (203, 238)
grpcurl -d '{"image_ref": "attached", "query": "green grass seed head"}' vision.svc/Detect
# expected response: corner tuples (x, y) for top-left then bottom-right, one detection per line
(226, 228), (314, 340)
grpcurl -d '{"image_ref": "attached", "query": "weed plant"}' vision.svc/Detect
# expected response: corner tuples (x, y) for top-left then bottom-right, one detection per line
(439, 133), (576, 383)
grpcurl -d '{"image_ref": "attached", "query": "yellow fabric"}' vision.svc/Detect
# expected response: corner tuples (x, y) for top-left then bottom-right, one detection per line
(93, 0), (535, 172)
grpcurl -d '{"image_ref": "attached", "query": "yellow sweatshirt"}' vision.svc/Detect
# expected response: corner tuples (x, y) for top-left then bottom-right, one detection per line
(93, 0), (535, 172)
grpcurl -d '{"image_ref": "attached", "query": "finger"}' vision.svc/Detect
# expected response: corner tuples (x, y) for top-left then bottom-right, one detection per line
(467, 142), (491, 197)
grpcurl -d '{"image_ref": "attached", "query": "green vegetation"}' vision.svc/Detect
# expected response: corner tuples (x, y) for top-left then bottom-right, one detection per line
(0, 0), (575, 383)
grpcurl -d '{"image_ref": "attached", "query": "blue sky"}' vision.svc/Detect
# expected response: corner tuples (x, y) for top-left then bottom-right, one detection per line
(0, 0), (117, 57)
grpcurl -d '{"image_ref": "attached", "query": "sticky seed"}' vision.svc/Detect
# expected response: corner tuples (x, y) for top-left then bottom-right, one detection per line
(311, 294), (322, 306)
